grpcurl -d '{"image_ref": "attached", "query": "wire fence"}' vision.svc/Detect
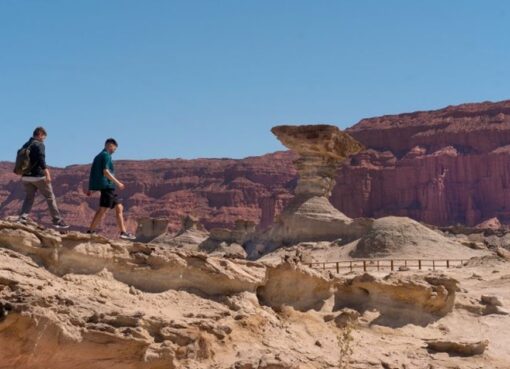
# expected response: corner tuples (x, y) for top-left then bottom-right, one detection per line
(307, 258), (466, 273)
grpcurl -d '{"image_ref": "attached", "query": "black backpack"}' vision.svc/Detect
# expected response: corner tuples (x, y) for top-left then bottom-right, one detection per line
(13, 141), (36, 176)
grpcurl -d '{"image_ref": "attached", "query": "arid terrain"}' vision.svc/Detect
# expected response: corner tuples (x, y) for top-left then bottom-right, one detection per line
(2, 120), (510, 368)
(1, 215), (510, 369)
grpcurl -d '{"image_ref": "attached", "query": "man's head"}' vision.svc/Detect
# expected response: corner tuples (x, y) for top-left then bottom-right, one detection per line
(104, 138), (118, 154)
(33, 127), (47, 141)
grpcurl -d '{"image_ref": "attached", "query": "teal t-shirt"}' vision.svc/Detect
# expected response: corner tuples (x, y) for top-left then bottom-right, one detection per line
(89, 150), (115, 190)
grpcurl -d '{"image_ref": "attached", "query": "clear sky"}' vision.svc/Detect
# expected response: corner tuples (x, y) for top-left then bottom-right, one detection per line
(1, 0), (509, 167)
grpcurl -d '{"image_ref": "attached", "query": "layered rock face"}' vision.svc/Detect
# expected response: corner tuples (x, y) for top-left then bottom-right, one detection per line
(333, 100), (510, 227)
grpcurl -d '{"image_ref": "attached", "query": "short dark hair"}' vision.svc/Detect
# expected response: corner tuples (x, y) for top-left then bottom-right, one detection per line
(105, 138), (118, 147)
(33, 126), (47, 137)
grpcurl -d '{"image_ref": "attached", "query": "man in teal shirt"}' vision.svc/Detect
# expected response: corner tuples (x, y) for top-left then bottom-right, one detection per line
(87, 138), (135, 240)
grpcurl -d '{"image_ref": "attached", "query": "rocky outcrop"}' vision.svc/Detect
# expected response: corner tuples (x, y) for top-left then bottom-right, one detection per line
(334, 273), (458, 327)
(259, 125), (368, 247)
(270, 125), (364, 197)
(2, 219), (508, 368)
(0, 220), (265, 295)
(349, 216), (476, 259)
(151, 215), (210, 250)
(0, 245), (294, 369)
(135, 217), (169, 242)
(475, 217), (502, 231)
(257, 261), (334, 312)
(151, 216), (252, 259)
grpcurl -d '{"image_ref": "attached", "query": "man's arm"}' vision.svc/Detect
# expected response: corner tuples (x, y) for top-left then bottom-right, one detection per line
(103, 169), (125, 190)
(37, 143), (51, 183)
(44, 168), (52, 183)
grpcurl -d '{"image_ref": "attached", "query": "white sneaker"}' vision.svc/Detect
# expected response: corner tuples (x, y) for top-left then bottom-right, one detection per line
(120, 232), (136, 241)
(18, 215), (29, 224)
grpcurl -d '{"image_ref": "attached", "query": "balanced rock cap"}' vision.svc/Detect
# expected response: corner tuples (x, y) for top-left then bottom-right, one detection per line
(271, 124), (364, 160)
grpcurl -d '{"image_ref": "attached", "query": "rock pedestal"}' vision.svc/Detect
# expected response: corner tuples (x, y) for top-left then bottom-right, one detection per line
(271, 124), (364, 198)
(262, 125), (369, 246)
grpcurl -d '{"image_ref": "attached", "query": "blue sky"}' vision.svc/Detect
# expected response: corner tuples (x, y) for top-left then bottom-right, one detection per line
(1, 0), (509, 167)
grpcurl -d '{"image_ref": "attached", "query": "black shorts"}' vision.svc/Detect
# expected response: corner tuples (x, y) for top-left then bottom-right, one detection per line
(99, 189), (122, 209)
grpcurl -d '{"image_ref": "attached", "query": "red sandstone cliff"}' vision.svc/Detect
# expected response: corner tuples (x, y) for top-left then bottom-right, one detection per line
(2, 100), (510, 232)
(332, 100), (510, 226)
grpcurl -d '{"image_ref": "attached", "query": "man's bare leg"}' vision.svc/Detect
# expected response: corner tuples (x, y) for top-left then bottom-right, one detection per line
(89, 207), (108, 231)
(115, 203), (127, 233)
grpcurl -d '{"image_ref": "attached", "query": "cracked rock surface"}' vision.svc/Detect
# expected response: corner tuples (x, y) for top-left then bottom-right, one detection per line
(1, 220), (510, 368)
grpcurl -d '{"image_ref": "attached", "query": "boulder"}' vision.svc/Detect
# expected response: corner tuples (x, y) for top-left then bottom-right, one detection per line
(334, 273), (458, 327)
(475, 217), (502, 230)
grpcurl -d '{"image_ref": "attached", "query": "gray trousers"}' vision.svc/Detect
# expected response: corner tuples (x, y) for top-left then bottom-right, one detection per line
(20, 179), (62, 222)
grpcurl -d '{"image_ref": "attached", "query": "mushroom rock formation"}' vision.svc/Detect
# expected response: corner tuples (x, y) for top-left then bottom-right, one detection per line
(262, 125), (371, 246)
(271, 125), (364, 197)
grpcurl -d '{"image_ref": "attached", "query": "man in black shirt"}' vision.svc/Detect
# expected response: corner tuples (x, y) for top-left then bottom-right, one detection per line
(19, 127), (68, 228)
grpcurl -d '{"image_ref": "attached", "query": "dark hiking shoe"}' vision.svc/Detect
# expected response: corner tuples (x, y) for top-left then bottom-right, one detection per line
(53, 220), (70, 229)
(86, 230), (97, 235)
(120, 232), (136, 241)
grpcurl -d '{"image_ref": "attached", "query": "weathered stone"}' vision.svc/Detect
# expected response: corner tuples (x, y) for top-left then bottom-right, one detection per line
(425, 339), (489, 356)
(334, 273), (458, 327)
(475, 217), (502, 230)
(334, 308), (360, 328)
(152, 216), (209, 251)
(481, 295), (504, 307)
(135, 217), (169, 243)
(271, 125), (364, 197)
(350, 216), (472, 259)
(259, 125), (368, 248)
